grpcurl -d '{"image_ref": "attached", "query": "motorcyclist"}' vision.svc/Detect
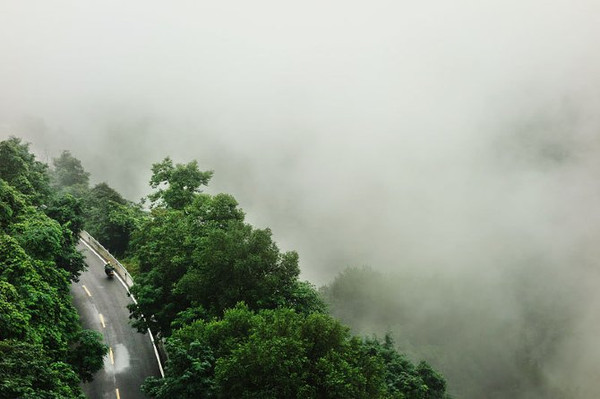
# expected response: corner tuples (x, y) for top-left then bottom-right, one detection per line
(104, 262), (115, 276)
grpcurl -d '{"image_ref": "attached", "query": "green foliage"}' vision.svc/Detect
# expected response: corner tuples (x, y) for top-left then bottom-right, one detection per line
(10, 209), (63, 260)
(0, 234), (78, 352)
(0, 232), (94, 398)
(53, 228), (87, 282)
(363, 335), (450, 399)
(7, 201), (86, 281)
(129, 190), (323, 337)
(142, 338), (217, 398)
(287, 280), (328, 315)
(45, 193), (85, 236)
(144, 305), (388, 399)
(50, 150), (90, 196)
(0, 280), (30, 340)
(144, 305), (448, 399)
(0, 179), (27, 229)
(0, 137), (51, 205)
(148, 157), (213, 209)
(0, 340), (83, 399)
(83, 182), (145, 256)
(416, 361), (448, 399)
(0, 137), (107, 397)
(67, 329), (109, 382)
(173, 223), (301, 314)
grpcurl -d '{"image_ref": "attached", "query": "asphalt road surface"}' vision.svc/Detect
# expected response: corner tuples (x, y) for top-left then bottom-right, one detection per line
(71, 241), (162, 399)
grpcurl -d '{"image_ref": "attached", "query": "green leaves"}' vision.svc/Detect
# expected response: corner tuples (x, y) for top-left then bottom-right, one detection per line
(0, 340), (83, 399)
(45, 193), (85, 236)
(0, 137), (51, 205)
(146, 305), (400, 399)
(177, 224), (301, 315)
(50, 150), (90, 195)
(67, 330), (109, 382)
(0, 280), (30, 340)
(83, 182), (145, 256)
(0, 138), (108, 397)
(129, 186), (318, 337)
(10, 210), (63, 261)
(0, 179), (26, 229)
(148, 157), (213, 209)
(0, 230), (94, 398)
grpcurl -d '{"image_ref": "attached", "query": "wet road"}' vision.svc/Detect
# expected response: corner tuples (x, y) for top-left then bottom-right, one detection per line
(71, 241), (161, 399)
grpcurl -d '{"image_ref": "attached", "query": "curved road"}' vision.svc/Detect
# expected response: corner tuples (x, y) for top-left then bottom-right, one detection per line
(71, 241), (162, 399)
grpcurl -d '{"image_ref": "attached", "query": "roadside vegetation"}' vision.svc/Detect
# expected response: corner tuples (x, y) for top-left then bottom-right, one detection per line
(0, 138), (107, 398)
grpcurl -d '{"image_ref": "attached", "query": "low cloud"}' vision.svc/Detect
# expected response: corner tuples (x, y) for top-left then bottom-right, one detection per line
(2, 1), (600, 396)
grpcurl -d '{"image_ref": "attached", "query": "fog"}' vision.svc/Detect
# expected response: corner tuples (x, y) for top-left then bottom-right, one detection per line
(2, 1), (600, 397)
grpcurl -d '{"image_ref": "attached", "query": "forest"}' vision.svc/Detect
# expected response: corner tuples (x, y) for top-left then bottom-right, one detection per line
(0, 136), (450, 398)
(0, 137), (107, 398)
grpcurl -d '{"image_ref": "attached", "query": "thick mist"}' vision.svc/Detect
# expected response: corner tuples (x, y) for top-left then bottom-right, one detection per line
(3, 1), (600, 396)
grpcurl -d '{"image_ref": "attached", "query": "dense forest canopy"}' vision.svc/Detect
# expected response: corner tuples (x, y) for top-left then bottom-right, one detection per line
(0, 137), (107, 398)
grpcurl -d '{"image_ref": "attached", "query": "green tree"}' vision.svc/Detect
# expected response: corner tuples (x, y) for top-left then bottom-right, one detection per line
(8, 200), (86, 281)
(43, 193), (87, 281)
(0, 280), (30, 340)
(0, 340), (83, 399)
(144, 305), (388, 399)
(129, 191), (323, 337)
(50, 150), (90, 197)
(0, 229), (97, 398)
(0, 179), (27, 231)
(363, 335), (450, 399)
(9, 209), (63, 261)
(148, 157), (213, 209)
(67, 329), (109, 382)
(0, 137), (51, 205)
(0, 142), (107, 397)
(45, 193), (85, 236)
(173, 223), (303, 315)
(83, 182), (144, 256)
(416, 361), (448, 399)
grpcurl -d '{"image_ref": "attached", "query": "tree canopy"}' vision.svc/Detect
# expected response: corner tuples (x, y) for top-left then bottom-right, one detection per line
(82, 182), (145, 256)
(126, 157), (450, 398)
(0, 138), (107, 398)
(129, 189), (325, 337)
(50, 150), (90, 196)
(0, 137), (51, 205)
(148, 157), (213, 209)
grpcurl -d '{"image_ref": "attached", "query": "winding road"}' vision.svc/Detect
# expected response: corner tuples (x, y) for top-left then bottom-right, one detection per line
(71, 241), (162, 399)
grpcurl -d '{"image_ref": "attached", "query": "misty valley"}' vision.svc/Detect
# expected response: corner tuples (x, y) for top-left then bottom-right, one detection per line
(3, 2), (600, 397)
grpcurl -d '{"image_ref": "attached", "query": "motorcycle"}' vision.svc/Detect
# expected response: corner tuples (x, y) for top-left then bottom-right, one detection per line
(104, 263), (115, 278)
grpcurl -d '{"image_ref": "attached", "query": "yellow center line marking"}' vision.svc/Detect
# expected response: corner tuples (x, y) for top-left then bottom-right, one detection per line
(115, 388), (120, 399)
(82, 285), (92, 297)
(109, 347), (114, 365)
(99, 314), (105, 328)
